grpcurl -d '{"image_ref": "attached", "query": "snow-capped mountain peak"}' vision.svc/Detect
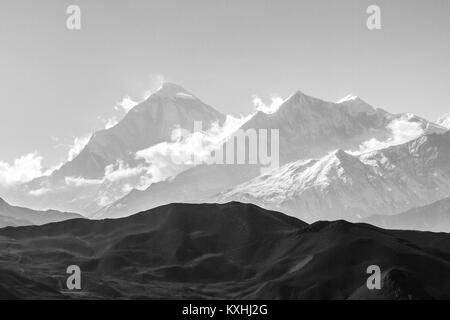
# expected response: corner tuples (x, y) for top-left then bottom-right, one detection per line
(151, 82), (192, 98)
(215, 131), (450, 222)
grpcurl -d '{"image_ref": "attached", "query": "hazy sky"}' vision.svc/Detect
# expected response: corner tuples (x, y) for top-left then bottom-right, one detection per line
(0, 0), (449, 168)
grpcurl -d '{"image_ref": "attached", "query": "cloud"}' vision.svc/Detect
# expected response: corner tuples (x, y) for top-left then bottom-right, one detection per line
(252, 94), (284, 114)
(136, 115), (251, 183)
(115, 96), (139, 113)
(65, 176), (103, 187)
(143, 74), (166, 100)
(104, 116), (118, 129)
(0, 152), (46, 186)
(350, 115), (426, 154)
(28, 187), (52, 196)
(114, 75), (166, 113)
(67, 135), (91, 161)
(104, 161), (148, 182)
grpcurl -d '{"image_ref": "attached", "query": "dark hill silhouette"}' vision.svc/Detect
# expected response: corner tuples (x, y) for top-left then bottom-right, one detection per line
(0, 202), (449, 299)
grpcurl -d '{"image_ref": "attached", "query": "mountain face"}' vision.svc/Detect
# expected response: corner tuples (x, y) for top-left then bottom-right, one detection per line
(9, 83), (226, 213)
(93, 92), (445, 219)
(94, 164), (261, 219)
(0, 197), (82, 228)
(4, 86), (444, 219)
(215, 132), (450, 222)
(364, 196), (450, 232)
(0, 202), (449, 299)
(437, 113), (450, 129)
(241, 92), (444, 163)
(55, 83), (226, 180)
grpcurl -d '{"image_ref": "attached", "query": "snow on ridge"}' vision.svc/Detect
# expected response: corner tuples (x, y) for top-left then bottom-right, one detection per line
(437, 113), (450, 129)
(336, 94), (359, 104)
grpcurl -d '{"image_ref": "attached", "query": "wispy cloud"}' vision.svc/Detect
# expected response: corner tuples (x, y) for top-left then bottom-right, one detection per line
(67, 135), (91, 161)
(0, 152), (46, 186)
(350, 115), (426, 154)
(65, 176), (103, 187)
(28, 187), (52, 196)
(252, 94), (284, 114)
(115, 96), (139, 113)
(136, 115), (250, 183)
(115, 74), (167, 113)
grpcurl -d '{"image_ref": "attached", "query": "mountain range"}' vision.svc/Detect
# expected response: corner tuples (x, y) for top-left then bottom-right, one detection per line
(0, 197), (81, 228)
(364, 196), (450, 232)
(215, 132), (450, 225)
(1, 83), (449, 233)
(89, 86), (447, 220)
(7, 83), (225, 214)
(1, 202), (449, 299)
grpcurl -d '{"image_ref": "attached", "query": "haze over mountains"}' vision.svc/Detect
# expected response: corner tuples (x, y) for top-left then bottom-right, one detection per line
(1, 202), (449, 299)
(1, 84), (450, 300)
(1, 83), (449, 232)
(0, 197), (81, 228)
(7, 83), (226, 214)
(364, 196), (450, 232)
(216, 132), (450, 225)
(94, 85), (447, 221)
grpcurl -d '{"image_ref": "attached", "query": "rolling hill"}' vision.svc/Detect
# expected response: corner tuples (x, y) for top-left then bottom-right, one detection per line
(0, 202), (449, 299)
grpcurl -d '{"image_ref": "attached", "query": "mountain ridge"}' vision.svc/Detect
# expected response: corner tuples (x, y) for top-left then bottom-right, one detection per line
(364, 196), (450, 232)
(1, 202), (449, 299)
(0, 196), (82, 228)
(96, 89), (446, 219)
(215, 131), (450, 222)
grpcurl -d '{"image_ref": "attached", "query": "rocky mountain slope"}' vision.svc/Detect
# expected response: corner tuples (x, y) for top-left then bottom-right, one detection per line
(9, 83), (225, 214)
(215, 132), (450, 222)
(95, 91), (445, 219)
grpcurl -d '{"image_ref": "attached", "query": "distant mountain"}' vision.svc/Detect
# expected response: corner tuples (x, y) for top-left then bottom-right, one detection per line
(215, 131), (450, 222)
(54, 83), (225, 180)
(0, 197), (82, 228)
(94, 164), (261, 219)
(10, 83), (226, 213)
(95, 91), (445, 219)
(437, 113), (450, 129)
(0, 202), (449, 299)
(364, 196), (450, 232)
(241, 91), (444, 162)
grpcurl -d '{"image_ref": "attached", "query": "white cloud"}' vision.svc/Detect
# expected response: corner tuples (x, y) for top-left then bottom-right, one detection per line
(104, 161), (148, 182)
(67, 135), (90, 161)
(350, 115), (426, 155)
(0, 152), (45, 186)
(136, 115), (250, 183)
(65, 176), (103, 187)
(104, 116), (118, 129)
(115, 96), (139, 113)
(252, 94), (284, 114)
(28, 187), (52, 196)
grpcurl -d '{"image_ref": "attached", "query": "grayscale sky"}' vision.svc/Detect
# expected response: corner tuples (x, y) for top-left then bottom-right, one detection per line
(0, 0), (449, 167)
